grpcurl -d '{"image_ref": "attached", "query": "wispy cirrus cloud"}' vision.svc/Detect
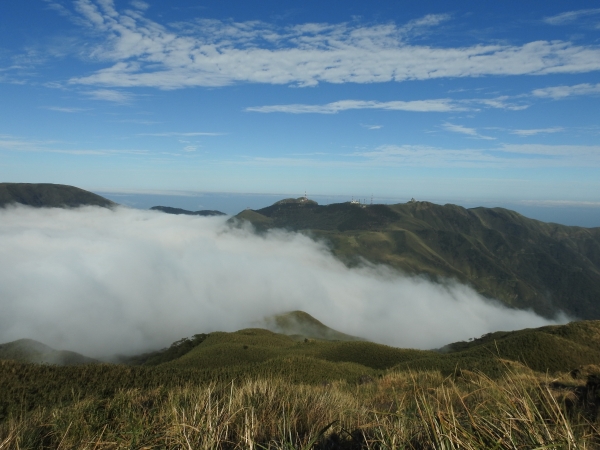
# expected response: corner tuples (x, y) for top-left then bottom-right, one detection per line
(246, 99), (465, 114)
(352, 143), (600, 168)
(246, 96), (529, 114)
(138, 132), (224, 137)
(130, 1), (149, 11)
(42, 106), (89, 113)
(63, 1), (600, 89)
(0, 134), (148, 156)
(474, 96), (529, 111)
(510, 127), (564, 136)
(544, 9), (600, 25)
(532, 83), (600, 99)
(499, 143), (600, 158)
(85, 89), (133, 103)
(240, 142), (600, 170)
(442, 122), (495, 140)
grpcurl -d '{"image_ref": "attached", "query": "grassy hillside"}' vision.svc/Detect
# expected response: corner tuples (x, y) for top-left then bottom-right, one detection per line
(259, 310), (364, 341)
(3, 319), (600, 447)
(0, 183), (115, 208)
(233, 199), (600, 319)
(430, 320), (600, 374)
(0, 339), (97, 365)
(6, 315), (600, 380)
(4, 366), (598, 449)
(162, 328), (432, 372)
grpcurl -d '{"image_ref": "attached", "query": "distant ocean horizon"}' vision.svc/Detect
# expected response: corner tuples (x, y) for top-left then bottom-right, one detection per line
(96, 191), (600, 228)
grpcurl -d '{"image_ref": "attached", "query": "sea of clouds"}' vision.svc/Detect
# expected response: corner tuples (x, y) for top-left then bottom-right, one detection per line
(0, 206), (566, 358)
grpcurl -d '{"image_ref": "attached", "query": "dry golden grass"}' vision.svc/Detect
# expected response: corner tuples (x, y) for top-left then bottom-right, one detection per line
(1, 369), (598, 449)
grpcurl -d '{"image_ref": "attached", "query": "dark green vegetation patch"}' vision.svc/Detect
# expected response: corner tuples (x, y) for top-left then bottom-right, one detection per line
(0, 183), (115, 208)
(150, 206), (226, 216)
(234, 199), (600, 319)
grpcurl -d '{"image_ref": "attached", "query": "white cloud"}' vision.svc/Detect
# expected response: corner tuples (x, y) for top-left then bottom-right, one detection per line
(499, 143), (600, 157)
(442, 122), (495, 140)
(183, 145), (197, 152)
(247, 99), (465, 114)
(130, 0), (149, 11)
(511, 127), (564, 136)
(352, 143), (600, 168)
(544, 9), (600, 25)
(0, 206), (560, 356)
(353, 145), (500, 167)
(532, 83), (600, 99)
(138, 132), (223, 137)
(474, 96), (529, 111)
(246, 96), (531, 114)
(85, 89), (133, 103)
(64, 1), (600, 89)
(43, 106), (89, 113)
(0, 134), (148, 156)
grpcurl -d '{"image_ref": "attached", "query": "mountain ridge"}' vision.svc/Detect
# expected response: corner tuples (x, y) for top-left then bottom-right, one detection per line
(150, 206), (226, 216)
(0, 183), (115, 208)
(233, 199), (600, 319)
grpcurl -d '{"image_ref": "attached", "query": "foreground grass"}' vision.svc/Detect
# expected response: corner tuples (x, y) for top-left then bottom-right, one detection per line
(2, 370), (598, 449)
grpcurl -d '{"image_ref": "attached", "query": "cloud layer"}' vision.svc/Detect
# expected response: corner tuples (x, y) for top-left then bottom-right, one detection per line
(66, 0), (600, 89)
(0, 206), (563, 357)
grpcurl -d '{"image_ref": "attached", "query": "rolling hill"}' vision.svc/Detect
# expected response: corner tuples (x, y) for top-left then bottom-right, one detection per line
(232, 198), (600, 320)
(258, 310), (364, 341)
(4, 312), (600, 379)
(113, 311), (600, 377)
(0, 339), (97, 365)
(0, 183), (115, 208)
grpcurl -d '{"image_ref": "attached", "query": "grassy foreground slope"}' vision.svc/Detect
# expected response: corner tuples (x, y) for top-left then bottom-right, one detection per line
(0, 183), (115, 208)
(234, 198), (600, 319)
(4, 367), (599, 449)
(3, 318), (600, 447)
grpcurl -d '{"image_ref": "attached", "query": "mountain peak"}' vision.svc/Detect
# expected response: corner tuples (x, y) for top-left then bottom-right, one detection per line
(259, 310), (364, 342)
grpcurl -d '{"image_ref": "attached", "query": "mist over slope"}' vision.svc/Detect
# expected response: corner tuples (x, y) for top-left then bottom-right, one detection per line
(0, 205), (563, 357)
(235, 199), (600, 319)
(0, 338), (97, 365)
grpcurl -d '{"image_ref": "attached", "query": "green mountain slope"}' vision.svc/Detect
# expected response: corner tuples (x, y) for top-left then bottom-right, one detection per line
(400, 320), (600, 376)
(259, 310), (364, 341)
(162, 328), (433, 371)
(122, 315), (600, 377)
(150, 206), (226, 216)
(0, 339), (97, 365)
(0, 183), (115, 208)
(233, 200), (600, 319)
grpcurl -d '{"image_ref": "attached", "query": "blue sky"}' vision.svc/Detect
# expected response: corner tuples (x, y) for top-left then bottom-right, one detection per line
(1, 0), (600, 206)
